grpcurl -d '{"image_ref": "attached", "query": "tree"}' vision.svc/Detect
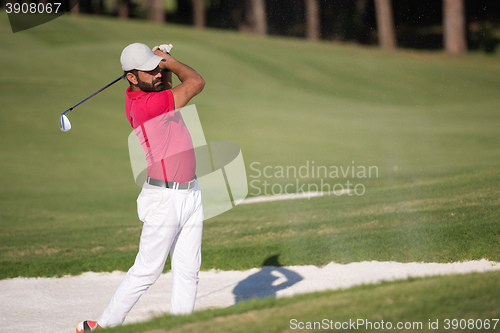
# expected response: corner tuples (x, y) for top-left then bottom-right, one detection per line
(248, 0), (267, 35)
(117, 0), (129, 19)
(193, 0), (206, 28)
(443, 0), (467, 54)
(146, 0), (165, 23)
(305, 0), (320, 41)
(69, 0), (79, 14)
(374, 0), (397, 50)
(356, 0), (371, 44)
(95, 0), (105, 14)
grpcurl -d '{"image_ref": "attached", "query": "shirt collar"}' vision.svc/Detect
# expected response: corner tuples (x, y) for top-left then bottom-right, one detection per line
(126, 86), (149, 100)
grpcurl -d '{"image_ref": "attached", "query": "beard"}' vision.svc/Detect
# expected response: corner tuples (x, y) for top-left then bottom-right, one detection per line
(137, 76), (163, 92)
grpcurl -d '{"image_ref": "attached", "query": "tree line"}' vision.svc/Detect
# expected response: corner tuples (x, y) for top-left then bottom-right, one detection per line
(7, 0), (499, 54)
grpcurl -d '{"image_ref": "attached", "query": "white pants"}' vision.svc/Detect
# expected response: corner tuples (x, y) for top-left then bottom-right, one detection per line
(98, 180), (204, 328)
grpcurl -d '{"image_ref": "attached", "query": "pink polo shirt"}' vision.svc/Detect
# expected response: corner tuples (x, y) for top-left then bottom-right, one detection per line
(125, 87), (196, 183)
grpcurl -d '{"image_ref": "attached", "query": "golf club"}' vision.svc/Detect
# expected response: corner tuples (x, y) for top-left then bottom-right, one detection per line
(59, 75), (124, 132)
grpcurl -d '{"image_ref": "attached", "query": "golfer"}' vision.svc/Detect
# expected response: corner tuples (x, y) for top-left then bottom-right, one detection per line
(77, 42), (205, 332)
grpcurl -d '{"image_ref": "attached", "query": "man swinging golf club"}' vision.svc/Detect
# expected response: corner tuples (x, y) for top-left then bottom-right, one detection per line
(77, 42), (205, 332)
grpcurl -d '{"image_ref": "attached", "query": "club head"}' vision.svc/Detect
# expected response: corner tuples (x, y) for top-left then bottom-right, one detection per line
(59, 114), (72, 132)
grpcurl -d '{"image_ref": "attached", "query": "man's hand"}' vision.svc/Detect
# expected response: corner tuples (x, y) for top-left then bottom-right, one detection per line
(152, 43), (204, 109)
(153, 44), (173, 68)
(152, 45), (174, 89)
(152, 44), (173, 54)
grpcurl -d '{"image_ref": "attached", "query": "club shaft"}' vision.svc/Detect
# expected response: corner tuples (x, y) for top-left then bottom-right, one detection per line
(62, 75), (124, 115)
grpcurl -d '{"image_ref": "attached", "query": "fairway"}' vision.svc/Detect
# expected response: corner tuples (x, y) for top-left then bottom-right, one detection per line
(0, 10), (499, 332)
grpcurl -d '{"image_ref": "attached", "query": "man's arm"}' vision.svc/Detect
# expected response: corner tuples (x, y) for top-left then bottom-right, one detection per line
(153, 50), (205, 110)
(161, 69), (172, 90)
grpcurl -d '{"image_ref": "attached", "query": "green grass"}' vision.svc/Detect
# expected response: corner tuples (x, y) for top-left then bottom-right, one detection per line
(0, 12), (499, 279)
(103, 270), (500, 333)
(203, 169), (500, 269)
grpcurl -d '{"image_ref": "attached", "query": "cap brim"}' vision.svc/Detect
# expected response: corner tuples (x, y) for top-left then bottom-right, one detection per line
(135, 54), (165, 71)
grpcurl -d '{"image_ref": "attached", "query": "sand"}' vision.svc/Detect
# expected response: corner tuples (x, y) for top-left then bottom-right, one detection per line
(1, 259), (499, 333)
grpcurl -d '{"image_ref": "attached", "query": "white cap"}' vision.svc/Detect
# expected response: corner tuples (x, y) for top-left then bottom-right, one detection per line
(120, 43), (165, 71)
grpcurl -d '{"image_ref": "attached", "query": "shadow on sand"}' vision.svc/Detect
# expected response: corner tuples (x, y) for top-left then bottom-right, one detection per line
(232, 255), (303, 303)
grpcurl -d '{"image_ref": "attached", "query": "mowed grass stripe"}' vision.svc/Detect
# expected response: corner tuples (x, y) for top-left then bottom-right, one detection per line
(0, 167), (498, 278)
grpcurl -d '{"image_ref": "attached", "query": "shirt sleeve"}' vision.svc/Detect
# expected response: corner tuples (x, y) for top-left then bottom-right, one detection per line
(145, 89), (175, 119)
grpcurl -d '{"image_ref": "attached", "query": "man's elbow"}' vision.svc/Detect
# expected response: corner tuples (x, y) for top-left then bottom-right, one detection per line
(196, 76), (205, 94)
